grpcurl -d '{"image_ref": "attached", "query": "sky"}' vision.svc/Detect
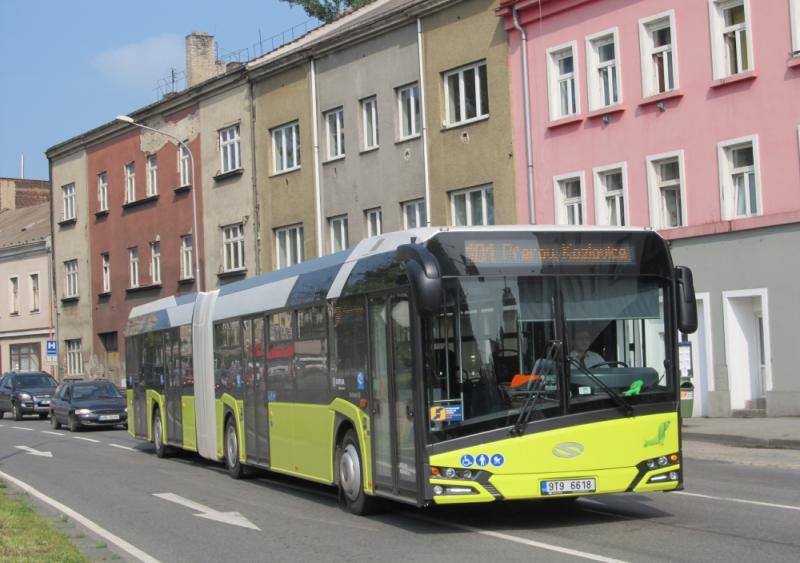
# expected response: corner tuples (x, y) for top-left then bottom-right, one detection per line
(0, 0), (315, 180)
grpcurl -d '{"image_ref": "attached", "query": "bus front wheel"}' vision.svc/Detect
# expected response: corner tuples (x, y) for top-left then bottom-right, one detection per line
(153, 410), (168, 458)
(225, 417), (244, 479)
(339, 429), (377, 515)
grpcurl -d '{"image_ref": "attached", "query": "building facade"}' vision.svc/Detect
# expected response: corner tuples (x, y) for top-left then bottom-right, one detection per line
(0, 178), (50, 211)
(498, 0), (800, 415)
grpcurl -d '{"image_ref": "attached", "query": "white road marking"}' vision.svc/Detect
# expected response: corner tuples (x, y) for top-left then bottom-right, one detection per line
(41, 430), (64, 436)
(153, 492), (261, 530)
(675, 491), (800, 512)
(12, 426), (33, 431)
(109, 443), (136, 452)
(14, 445), (53, 458)
(73, 436), (101, 443)
(0, 470), (159, 563)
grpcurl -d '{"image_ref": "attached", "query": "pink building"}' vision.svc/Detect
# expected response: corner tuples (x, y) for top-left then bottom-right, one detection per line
(499, 0), (800, 417)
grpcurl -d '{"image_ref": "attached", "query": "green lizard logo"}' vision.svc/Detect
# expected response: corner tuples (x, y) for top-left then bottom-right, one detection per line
(623, 379), (644, 397)
(644, 421), (671, 447)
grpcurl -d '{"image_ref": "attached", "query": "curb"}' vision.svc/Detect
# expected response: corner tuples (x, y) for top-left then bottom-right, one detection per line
(683, 432), (800, 451)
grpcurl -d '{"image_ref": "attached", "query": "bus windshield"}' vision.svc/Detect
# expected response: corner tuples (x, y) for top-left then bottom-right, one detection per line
(425, 275), (672, 442)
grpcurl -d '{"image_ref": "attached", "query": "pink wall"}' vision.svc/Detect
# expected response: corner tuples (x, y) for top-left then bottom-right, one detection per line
(501, 0), (800, 236)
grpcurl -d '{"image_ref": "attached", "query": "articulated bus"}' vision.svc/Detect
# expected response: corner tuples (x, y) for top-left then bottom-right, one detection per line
(126, 226), (697, 514)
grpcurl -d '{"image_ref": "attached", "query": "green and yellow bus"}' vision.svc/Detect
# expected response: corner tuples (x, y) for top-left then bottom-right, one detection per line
(126, 226), (697, 514)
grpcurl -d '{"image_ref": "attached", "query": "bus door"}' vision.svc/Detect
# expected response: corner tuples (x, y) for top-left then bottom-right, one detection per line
(165, 329), (183, 446)
(243, 316), (269, 466)
(369, 294), (418, 500)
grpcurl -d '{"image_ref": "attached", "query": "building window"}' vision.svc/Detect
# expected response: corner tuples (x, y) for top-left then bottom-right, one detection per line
(792, 0), (800, 55)
(64, 259), (79, 298)
(179, 143), (191, 187)
(403, 199), (427, 229)
(709, 0), (752, 78)
(129, 247), (140, 288)
(62, 183), (76, 221)
(553, 173), (585, 225)
(366, 208), (383, 237)
(66, 339), (83, 376)
(97, 172), (108, 212)
(593, 165), (627, 226)
(444, 61), (489, 127)
(275, 224), (304, 269)
(146, 155), (158, 196)
(222, 223), (245, 272)
(10, 343), (40, 371)
(101, 253), (111, 293)
(397, 83), (421, 139)
(180, 235), (193, 280)
(325, 108), (345, 160)
(329, 215), (349, 253)
(272, 121), (301, 174)
(9, 276), (19, 314)
(29, 273), (39, 312)
(219, 124), (241, 173)
(647, 151), (686, 229)
(719, 137), (760, 219)
(361, 97), (379, 151)
(150, 241), (161, 284)
(639, 12), (678, 96)
(451, 185), (494, 226)
(586, 30), (621, 110)
(546, 43), (579, 120)
(124, 162), (136, 203)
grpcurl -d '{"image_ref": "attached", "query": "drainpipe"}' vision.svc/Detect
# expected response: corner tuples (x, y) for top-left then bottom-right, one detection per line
(416, 17), (432, 226)
(512, 6), (536, 224)
(311, 57), (324, 255)
(248, 78), (262, 274)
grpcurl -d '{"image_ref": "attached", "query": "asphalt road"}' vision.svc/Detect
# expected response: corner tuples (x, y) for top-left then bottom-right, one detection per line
(1, 417), (798, 563)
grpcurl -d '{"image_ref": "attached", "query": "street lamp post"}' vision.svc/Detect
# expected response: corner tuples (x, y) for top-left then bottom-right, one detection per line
(115, 115), (202, 291)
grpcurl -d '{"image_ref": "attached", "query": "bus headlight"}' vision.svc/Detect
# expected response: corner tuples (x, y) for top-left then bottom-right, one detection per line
(444, 467), (457, 478)
(642, 453), (679, 471)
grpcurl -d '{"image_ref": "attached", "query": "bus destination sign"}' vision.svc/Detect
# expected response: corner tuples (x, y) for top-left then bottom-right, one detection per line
(464, 240), (636, 266)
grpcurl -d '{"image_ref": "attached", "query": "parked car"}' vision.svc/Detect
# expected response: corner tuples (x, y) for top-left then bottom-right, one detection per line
(50, 380), (128, 432)
(0, 371), (58, 420)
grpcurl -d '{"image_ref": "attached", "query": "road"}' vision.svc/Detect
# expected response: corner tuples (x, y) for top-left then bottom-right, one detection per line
(1, 418), (798, 562)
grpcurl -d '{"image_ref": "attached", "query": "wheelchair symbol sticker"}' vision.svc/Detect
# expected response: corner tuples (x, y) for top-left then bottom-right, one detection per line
(460, 454), (475, 467)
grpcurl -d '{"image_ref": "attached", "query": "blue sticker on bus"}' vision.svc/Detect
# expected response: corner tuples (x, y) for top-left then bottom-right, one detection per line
(430, 405), (463, 422)
(460, 454), (475, 467)
(268, 391), (277, 402)
(236, 374), (241, 387)
(357, 371), (365, 390)
(491, 453), (505, 467)
(476, 454), (490, 467)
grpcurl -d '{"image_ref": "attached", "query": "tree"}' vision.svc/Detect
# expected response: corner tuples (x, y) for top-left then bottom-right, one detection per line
(281, 0), (373, 23)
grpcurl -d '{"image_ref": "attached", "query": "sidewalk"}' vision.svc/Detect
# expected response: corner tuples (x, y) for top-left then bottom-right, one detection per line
(681, 417), (800, 450)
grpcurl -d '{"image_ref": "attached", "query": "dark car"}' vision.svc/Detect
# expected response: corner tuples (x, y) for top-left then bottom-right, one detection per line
(50, 380), (128, 432)
(0, 371), (58, 420)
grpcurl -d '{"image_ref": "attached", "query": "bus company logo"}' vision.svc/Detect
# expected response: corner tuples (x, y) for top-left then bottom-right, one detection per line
(552, 442), (584, 458)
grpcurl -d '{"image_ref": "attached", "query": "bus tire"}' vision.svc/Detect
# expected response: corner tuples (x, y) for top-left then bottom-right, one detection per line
(339, 429), (378, 515)
(225, 416), (244, 479)
(153, 409), (168, 458)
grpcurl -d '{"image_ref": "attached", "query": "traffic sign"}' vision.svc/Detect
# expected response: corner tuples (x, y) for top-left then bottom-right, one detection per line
(46, 354), (58, 365)
(46, 340), (57, 354)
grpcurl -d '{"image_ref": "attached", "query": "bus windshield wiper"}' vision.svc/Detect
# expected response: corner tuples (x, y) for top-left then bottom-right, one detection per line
(510, 340), (561, 436)
(568, 358), (634, 417)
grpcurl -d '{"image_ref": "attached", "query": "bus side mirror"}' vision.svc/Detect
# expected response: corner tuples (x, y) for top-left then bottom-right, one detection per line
(397, 243), (442, 317)
(675, 266), (698, 334)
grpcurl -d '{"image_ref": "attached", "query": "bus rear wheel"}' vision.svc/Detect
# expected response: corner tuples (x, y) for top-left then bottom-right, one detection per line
(225, 417), (244, 479)
(339, 429), (378, 515)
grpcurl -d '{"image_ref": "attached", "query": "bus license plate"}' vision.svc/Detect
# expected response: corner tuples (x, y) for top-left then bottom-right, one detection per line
(99, 414), (120, 421)
(540, 478), (596, 495)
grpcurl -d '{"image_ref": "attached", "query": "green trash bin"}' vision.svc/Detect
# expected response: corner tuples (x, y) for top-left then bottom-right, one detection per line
(680, 379), (695, 418)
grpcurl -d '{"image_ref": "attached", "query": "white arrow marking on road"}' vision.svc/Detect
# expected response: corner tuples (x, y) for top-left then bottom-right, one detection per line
(14, 445), (53, 458)
(153, 492), (260, 530)
(73, 436), (101, 443)
(109, 443), (136, 452)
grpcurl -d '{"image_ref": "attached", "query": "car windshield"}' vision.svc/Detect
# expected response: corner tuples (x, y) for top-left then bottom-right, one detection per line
(72, 383), (123, 400)
(15, 374), (57, 388)
(425, 275), (671, 442)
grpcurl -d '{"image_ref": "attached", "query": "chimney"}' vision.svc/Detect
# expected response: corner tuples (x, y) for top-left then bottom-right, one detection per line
(186, 32), (225, 87)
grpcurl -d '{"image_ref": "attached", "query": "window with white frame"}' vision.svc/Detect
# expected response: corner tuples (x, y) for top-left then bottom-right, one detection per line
(709, 0), (752, 79)
(586, 30), (621, 110)
(219, 124), (241, 173)
(792, 0), (800, 55)
(444, 61), (489, 126)
(129, 248), (140, 288)
(403, 199), (427, 228)
(397, 83), (421, 139)
(546, 43), (579, 120)
(62, 183), (76, 221)
(329, 215), (349, 253)
(146, 155), (158, 196)
(275, 224), (304, 269)
(719, 137), (760, 218)
(640, 12), (678, 96)
(101, 253), (111, 293)
(66, 339), (83, 376)
(9, 276), (19, 314)
(223, 223), (245, 272)
(554, 174), (585, 225)
(150, 241), (161, 284)
(97, 172), (108, 212)
(366, 208), (383, 237)
(451, 185), (494, 226)
(647, 152), (686, 229)
(29, 273), (39, 312)
(179, 143), (191, 187)
(64, 259), (79, 298)
(361, 97), (379, 150)
(180, 235), (193, 280)
(124, 162), (136, 203)
(325, 108), (345, 160)
(272, 121), (301, 174)
(594, 165), (627, 226)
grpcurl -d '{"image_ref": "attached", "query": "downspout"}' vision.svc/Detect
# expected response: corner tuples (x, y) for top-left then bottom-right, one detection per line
(311, 57), (324, 255)
(416, 17), (432, 226)
(46, 158), (58, 380)
(248, 76), (262, 274)
(512, 6), (536, 224)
